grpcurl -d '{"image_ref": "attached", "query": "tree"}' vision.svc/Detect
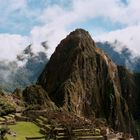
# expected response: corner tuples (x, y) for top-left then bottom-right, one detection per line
(0, 127), (9, 140)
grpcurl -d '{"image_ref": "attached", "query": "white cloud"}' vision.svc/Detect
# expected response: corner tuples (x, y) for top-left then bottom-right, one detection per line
(96, 25), (140, 56)
(39, 0), (119, 26)
(0, 34), (29, 60)
(39, 0), (140, 28)
(30, 0), (140, 57)
(0, 0), (27, 17)
(8, 0), (27, 11)
(30, 25), (67, 56)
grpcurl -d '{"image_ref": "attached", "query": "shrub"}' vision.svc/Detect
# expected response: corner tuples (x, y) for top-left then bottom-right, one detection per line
(0, 127), (9, 140)
(0, 100), (15, 117)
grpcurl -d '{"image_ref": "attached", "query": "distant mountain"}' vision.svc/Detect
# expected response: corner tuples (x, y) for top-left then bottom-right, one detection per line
(96, 41), (140, 72)
(0, 44), (48, 92)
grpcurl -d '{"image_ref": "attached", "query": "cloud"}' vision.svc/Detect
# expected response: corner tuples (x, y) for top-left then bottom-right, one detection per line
(0, 0), (140, 61)
(29, 0), (140, 56)
(0, 0), (27, 24)
(38, 0), (140, 27)
(96, 25), (140, 56)
(0, 34), (29, 60)
(30, 25), (67, 56)
(0, 0), (45, 35)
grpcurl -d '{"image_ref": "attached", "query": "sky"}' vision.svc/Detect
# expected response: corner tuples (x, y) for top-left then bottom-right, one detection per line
(0, 0), (140, 61)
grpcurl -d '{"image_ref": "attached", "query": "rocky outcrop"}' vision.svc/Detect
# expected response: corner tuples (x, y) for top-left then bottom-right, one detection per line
(37, 29), (138, 138)
(0, 90), (16, 116)
(117, 66), (140, 119)
(12, 88), (23, 99)
(22, 85), (56, 110)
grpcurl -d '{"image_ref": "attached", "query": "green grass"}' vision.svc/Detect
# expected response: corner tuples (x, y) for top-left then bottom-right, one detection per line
(6, 121), (44, 140)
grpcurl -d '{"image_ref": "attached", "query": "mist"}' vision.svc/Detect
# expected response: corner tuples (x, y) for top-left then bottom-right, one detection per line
(0, 43), (49, 92)
(96, 40), (140, 72)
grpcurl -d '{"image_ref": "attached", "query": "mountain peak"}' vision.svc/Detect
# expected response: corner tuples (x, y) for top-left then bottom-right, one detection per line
(55, 28), (96, 55)
(66, 28), (93, 42)
(69, 28), (90, 37)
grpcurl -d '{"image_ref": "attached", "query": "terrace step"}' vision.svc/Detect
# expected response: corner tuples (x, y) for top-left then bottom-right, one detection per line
(77, 136), (104, 140)
(38, 116), (48, 123)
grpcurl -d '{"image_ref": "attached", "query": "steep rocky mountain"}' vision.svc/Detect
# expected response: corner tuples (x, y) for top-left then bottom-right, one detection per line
(37, 29), (139, 138)
(96, 41), (140, 72)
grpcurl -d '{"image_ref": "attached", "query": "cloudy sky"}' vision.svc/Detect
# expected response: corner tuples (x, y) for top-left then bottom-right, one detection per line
(0, 0), (140, 61)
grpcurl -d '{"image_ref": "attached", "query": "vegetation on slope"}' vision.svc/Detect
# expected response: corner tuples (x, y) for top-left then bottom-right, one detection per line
(22, 85), (56, 110)
(0, 91), (15, 117)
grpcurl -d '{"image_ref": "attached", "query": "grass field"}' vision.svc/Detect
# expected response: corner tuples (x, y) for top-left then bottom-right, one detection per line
(5, 121), (44, 140)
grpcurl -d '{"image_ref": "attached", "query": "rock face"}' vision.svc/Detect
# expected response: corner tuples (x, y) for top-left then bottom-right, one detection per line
(134, 73), (140, 119)
(117, 66), (140, 119)
(22, 85), (56, 110)
(37, 29), (138, 138)
(0, 90), (16, 116)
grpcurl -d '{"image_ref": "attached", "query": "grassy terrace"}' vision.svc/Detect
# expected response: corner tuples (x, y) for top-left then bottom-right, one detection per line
(5, 121), (44, 140)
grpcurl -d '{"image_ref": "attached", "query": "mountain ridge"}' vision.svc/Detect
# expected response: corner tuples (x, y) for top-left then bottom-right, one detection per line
(97, 41), (140, 72)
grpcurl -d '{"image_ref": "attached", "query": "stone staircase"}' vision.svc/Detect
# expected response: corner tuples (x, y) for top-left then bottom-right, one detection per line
(33, 115), (105, 140)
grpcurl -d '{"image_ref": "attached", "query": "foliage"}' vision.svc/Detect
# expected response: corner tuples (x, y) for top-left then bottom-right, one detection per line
(22, 85), (56, 110)
(0, 126), (9, 140)
(0, 99), (15, 117)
